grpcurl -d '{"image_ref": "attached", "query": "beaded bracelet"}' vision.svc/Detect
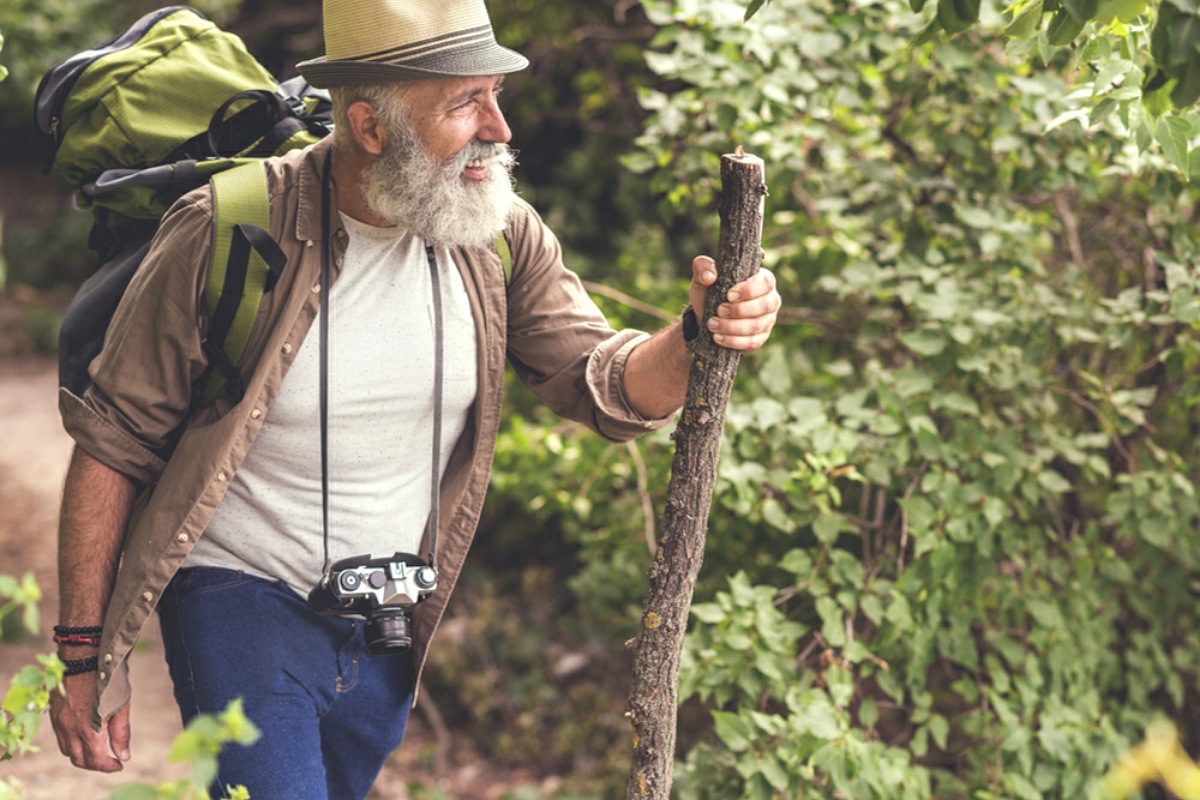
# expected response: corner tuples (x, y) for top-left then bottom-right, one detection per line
(61, 656), (99, 677)
(54, 633), (102, 646)
(53, 625), (103, 647)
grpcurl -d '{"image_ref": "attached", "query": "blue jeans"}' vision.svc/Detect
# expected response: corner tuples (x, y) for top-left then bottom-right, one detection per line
(157, 567), (415, 799)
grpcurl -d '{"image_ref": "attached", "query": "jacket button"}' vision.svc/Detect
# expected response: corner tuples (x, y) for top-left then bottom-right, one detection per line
(99, 671), (107, 680)
(251, 409), (262, 420)
(282, 343), (294, 354)
(104, 653), (113, 664)
(217, 471), (228, 482)
(177, 533), (189, 543)
(142, 591), (153, 602)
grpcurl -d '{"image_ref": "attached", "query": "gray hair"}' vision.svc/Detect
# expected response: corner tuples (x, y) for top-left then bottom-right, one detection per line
(328, 83), (414, 151)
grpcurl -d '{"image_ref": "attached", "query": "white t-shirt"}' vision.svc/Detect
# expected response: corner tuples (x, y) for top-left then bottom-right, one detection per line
(187, 214), (478, 594)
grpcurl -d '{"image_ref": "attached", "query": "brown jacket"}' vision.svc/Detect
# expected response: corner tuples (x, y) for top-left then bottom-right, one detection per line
(61, 137), (670, 726)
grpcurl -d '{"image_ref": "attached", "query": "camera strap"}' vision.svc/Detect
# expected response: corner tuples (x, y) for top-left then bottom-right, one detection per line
(317, 151), (444, 576)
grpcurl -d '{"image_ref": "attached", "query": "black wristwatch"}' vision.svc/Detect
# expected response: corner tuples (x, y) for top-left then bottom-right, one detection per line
(682, 305), (699, 343)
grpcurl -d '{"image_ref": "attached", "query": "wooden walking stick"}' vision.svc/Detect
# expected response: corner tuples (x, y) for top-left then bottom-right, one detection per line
(624, 147), (766, 799)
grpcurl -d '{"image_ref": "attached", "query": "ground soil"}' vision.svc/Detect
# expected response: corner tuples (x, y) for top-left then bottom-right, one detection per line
(0, 357), (552, 800)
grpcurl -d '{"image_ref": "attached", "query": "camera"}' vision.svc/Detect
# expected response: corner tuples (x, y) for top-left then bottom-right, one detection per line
(307, 552), (437, 655)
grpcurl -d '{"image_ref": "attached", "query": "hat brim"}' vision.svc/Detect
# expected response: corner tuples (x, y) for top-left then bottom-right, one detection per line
(297, 44), (528, 88)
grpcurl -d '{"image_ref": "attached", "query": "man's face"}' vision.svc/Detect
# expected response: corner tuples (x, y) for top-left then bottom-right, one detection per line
(400, 75), (512, 180)
(360, 74), (518, 248)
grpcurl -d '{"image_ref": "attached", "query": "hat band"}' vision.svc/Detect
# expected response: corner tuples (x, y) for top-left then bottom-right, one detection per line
(336, 24), (494, 65)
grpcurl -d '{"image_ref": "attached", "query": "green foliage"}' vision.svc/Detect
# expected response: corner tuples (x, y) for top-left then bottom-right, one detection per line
(755, 0), (1200, 120)
(570, 0), (1200, 795)
(0, 572), (41, 641)
(106, 697), (259, 800)
(0, 571), (60, 765)
(1, 653), (63, 763)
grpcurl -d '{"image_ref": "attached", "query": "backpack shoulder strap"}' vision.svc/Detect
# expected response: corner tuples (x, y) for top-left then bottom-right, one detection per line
(493, 231), (512, 287)
(200, 161), (285, 403)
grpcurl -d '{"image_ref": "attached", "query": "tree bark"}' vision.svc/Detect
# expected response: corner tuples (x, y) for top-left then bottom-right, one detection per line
(625, 148), (766, 799)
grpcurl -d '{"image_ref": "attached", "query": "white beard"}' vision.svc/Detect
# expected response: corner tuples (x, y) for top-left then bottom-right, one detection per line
(362, 121), (517, 249)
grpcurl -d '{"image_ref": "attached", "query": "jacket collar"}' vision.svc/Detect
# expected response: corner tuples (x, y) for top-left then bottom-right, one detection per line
(295, 135), (337, 244)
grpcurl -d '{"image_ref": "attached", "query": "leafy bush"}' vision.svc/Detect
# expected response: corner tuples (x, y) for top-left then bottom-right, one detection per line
(578, 0), (1200, 796)
(467, 0), (1200, 796)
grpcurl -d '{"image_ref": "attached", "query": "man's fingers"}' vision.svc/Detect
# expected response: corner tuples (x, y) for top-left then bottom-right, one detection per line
(66, 728), (124, 772)
(50, 678), (125, 773)
(727, 268), (777, 304)
(705, 268), (779, 352)
(109, 704), (132, 762)
(706, 316), (774, 351)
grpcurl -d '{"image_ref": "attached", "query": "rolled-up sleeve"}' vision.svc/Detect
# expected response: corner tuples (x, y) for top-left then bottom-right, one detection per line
(60, 195), (214, 483)
(504, 200), (674, 442)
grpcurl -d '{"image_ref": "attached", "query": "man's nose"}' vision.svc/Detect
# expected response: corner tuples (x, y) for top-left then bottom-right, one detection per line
(478, 95), (512, 144)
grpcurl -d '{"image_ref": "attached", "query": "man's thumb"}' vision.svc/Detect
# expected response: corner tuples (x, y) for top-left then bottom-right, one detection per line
(109, 705), (132, 762)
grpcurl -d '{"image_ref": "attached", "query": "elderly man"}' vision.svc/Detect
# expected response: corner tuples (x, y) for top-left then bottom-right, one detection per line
(48, 0), (780, 796)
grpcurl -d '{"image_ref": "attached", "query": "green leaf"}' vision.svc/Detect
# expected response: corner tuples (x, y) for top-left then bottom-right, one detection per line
(758, 752), (790, 791)
(1094, 0), (1149, 21)
(780, 548), (813, 578)
(1061, 0), (1100, 21)
(938, 0), (981, 33)
(692, 602), (726, 624)
(1047, 8), (1086, 44)
(900, 329), (947, 356)
(1006, 1), (1045, 39)
(1144, 71), (1176, 117)
(1154, 115), (1192, 170)
(813, 513), (850, 544)
(1171, 57), (1200, 107)
(859, 695), (879, 729)
(758, 347), (793, 394)
(928, 713), (951, 750)
(744, 0), (769, 21)
(792, 693), (842, 739)
(713, 710), (754, 751)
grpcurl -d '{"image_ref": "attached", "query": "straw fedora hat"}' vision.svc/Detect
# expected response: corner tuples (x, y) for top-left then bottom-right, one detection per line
(297, 0), (528, 87)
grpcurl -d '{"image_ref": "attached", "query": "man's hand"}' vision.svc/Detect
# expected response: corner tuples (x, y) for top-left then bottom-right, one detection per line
(622, 255), (782, 418)
(687, 255), (780, 351)
(49, 673), (131, 772)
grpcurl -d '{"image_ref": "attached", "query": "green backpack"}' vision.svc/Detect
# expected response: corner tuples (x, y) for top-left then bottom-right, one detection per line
(36, 5), (332, 404)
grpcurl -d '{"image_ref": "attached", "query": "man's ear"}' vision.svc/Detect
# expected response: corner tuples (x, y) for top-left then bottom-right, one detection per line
(345, 100), (387, 157)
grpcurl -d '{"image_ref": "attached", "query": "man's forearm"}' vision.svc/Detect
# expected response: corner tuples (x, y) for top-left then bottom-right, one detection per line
(58, 446), (139, 631)
(52, 446), (139, 772)
(622, 317), (691, 420)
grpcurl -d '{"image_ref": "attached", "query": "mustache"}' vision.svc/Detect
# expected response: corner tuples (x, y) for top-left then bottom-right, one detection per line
(449, 140), (518, 171)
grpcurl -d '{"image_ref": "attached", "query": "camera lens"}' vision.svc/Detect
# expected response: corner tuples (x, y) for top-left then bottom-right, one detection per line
(364, 608), (412, 655)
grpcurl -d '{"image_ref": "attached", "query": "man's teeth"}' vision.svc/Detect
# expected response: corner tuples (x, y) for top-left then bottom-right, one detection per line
(466, 158), (489, 168)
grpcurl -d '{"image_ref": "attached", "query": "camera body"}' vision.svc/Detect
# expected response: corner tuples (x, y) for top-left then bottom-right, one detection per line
(307, 551), (437, 655)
